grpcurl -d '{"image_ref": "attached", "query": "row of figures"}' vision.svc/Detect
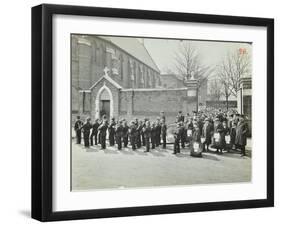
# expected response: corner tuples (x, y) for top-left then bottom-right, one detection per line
(74, 110), (249, 157)
(74, 115), (167, 153)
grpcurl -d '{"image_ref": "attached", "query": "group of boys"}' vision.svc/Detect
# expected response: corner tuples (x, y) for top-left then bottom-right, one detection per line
(74, 109), (249, 157)
(172, 110), (249, 157)
(74, 113), (167, 153)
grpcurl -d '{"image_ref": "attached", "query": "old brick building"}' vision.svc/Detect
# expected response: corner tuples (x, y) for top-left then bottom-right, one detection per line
(72, 35), (198, 124)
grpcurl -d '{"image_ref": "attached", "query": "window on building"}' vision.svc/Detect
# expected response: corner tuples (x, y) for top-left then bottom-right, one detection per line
(119, 54), (124, 80)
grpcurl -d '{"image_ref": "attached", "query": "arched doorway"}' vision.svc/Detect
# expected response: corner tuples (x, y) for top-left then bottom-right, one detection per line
(95, 85), (114, 119)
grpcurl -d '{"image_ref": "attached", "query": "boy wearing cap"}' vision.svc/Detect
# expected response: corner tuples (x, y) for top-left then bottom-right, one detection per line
(82, 117), (92, 148)
(74, 115), (83, 144)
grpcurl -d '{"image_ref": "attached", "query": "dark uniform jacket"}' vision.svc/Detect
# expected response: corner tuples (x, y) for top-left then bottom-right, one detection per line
(115, 124), (123, 137)
(74, 120), (83, 131)
(98, 123), (108, 136)
(173, 127), (182, 141)
(108, 122), (116, 135)
(91, 122), (100, 135)
(122, 125), (129, 138)
(143, 126), (152, 138)
(129, 125), (137, 138)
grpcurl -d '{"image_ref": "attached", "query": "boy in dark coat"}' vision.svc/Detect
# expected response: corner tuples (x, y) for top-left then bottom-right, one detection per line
(173, 123), (182, 154)
(235, 115), (249, 157)
(115, 121), (123, 150)
(151, 122), (157, 149)
(74, 116), (83, 144)
(155, 119), (161, 147)
(129, 121), (137, 150)
(213, 117), (224, 154)
(90, 119), (100, 146)
(161, 119), (167, 149)
(108, 118), (116, 146)
(98, 120), (108, 149)
(82, 117), (92, 148)
(136, 120), (143, 148)
(143, 121), (151, 152)
(122, 120), (129, 148)
(202, 118), (213, 152)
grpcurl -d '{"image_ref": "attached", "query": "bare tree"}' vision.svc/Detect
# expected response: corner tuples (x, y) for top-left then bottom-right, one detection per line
(174, 41), (214, 89)
(216, 48), (251, 109)
(209, 79), (223, 101)
(218, 48), (251, 98)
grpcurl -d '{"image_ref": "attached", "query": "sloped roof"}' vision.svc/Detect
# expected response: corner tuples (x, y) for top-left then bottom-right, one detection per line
(99, 36), (160, 73)
(89, 74), (123, 90)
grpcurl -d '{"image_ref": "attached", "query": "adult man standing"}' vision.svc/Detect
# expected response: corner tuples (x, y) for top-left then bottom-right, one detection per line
(74, 115), (83, 144)
(235, 115), (249, 157)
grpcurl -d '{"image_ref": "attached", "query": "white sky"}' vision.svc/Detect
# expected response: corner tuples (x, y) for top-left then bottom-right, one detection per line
(141, 38), (252, 75)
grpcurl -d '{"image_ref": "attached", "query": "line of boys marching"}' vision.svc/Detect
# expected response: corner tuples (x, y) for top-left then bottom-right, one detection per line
(74, 114), (167, 153)
(74, 109), (249, 157)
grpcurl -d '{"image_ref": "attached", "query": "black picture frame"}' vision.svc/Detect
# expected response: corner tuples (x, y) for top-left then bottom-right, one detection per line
(31, 3), (274, 222)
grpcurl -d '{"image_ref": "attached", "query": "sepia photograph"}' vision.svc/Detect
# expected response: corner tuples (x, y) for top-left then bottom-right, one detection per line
(71, 34), (252, 191)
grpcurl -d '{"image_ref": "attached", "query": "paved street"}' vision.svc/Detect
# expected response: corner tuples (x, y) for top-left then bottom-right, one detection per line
(72, 141), (251, 191)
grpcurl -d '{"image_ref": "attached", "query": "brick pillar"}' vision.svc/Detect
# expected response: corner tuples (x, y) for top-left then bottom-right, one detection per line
(184, 79), (199, 112)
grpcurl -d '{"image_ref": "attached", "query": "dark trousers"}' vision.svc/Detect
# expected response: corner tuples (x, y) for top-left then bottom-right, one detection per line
(123, 136), (128, 147)
(151, 136), (156, 149)
(116, 136), (122, 150)
(237, 144), (246, 156)
(145, 137), (150, 152)
(142, 133), (145, 146)
(131, 137), (136, 150)
(162, 134), (166, 148)
(181, 136), (185, 148)
(83, 132), (90, 147)
(109, 133), (115, 146)
(137, 134), (142, 148)
(90, 133), (98, 146)
(156, 134), (160, 147)
(174, 139), (180, 154)
(202, 142), (210, 151)
(100, 135), (106, 149)
(76, 130), (81, 144)
(98, 133), (101, 144)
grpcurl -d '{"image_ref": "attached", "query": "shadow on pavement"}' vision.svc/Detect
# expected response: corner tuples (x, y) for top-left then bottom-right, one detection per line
(201, 154), (220, 161)
(103, 149), (119, 154)
(150, 150), (166, 157)
(119, 149), (135, 155)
